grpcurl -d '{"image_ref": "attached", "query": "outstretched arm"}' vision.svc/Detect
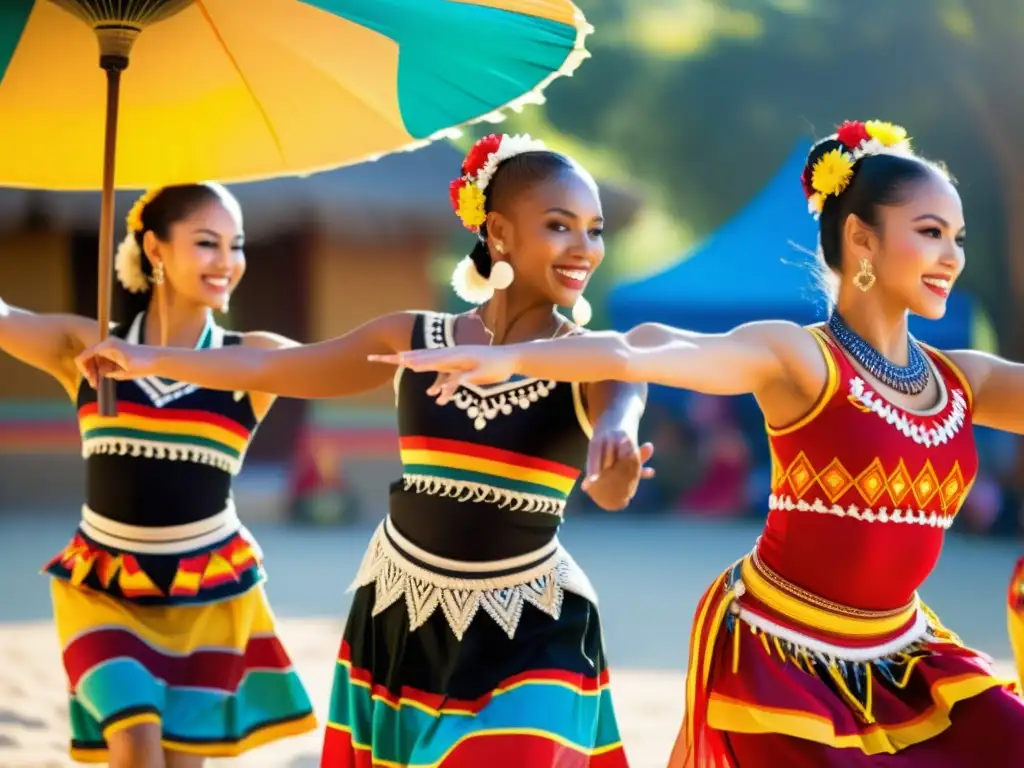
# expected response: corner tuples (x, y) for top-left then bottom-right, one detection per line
(947, 350), (1024, 434)
(0, 298), (100, 398)
(401, 320), (816, 396)
(78, 312), (417, 400)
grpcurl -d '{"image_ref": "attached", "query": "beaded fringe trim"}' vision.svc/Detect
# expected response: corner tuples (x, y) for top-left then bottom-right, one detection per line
(769, 494), (956, 530)
(848, 377), (967, 446)
(402, 473), (566, 515)
(82, 437), (242, 475)
(349, 521), (596, 640)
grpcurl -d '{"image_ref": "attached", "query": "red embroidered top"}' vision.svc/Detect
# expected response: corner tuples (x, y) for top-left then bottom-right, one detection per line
(755, 326), (977, 611)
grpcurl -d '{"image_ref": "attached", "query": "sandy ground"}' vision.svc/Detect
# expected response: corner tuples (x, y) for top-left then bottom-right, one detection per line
(0, 514), (1018, 767)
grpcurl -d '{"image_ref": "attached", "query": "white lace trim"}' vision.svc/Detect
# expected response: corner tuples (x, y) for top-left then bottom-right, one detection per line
(847, 377), (967, 446)
(82, 437), (243, 476)
(769, 493), (955, 529)
(402, 473), (566, 515)
(449, 380), (558, 431)
(349, 518), (597, 640)
(423, 312), (559, 431)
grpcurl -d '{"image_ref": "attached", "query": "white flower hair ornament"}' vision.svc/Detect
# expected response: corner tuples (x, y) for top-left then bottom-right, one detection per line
(114, 188), (163, 293)
(448, 133), (547, 305)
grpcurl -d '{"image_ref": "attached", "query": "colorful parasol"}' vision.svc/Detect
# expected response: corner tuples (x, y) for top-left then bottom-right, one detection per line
(0, 0), (591, 413)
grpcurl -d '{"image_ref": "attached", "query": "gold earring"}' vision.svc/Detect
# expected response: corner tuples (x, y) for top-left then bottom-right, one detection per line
(152, 262), (165, 286)
(493, 241), (505, 254)
(853, 257), (875, 292)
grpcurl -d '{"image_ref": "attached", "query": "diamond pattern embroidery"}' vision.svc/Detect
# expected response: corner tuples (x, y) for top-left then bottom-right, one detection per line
(854, 458), (888, 506)
(769, 446), (785, 489)
(912, 461), (940, 508)
(939, 462), (965, 512)
(887, 460), (913, 506)
(786, 452), (816, 497)
(774, 454), (970, 514)
(818, 458), (854, 503)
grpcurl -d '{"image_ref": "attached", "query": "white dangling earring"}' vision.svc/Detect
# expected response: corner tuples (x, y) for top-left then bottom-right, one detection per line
(488, 261), (514, 290)
(571, 295), (592, 326)
(488, 242), (514, 290)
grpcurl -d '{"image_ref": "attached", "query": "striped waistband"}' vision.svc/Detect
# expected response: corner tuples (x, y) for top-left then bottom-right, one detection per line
(80, 502), (241, 554)
(735, 551), (926, 659)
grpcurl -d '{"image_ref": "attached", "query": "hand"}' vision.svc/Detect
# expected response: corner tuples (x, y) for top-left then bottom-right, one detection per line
(75, 337), (157, 389)
(369, 346), (518, 404)
(580, 431), (655, 511)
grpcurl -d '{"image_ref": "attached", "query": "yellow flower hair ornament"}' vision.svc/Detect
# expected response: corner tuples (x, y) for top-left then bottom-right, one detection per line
(802, 120), (914, 218)
(448, 133), (547, 305)
(115, 187), (163, 294)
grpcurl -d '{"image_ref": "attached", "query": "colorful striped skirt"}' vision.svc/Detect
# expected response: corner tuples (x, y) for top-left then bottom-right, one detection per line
(1009, 556), (1024, 687)
(669, 551), (1024, 768)
(321, 516), (628, 767)
(45, 512), (316, 763)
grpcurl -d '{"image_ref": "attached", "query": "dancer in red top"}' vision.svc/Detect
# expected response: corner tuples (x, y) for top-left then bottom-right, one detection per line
(367, 119), (1024, 766)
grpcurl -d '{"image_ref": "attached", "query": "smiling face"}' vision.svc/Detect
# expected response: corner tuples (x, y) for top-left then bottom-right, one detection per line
(486, 161), (605, 308)
(846, 167), (965, 320)
(144, 194), (245, 312)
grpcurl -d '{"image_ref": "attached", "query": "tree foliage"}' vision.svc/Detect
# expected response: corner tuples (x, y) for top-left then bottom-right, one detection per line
(542, 0), (1023, 336)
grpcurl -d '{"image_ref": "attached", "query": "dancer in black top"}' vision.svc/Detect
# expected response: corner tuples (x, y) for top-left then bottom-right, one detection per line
(3, 183), (316, 766)
(77, 134), (651, 766)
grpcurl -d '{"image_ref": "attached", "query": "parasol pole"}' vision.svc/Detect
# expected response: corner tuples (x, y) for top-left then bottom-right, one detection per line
(95, 44), (126, 417)
(52, 1), (194, 415)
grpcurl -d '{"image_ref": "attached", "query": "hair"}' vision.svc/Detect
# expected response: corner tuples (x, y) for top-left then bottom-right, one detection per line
(467, 150), (577, 279)
(804, 139), (952, 278)
(117, 182), (239, 320)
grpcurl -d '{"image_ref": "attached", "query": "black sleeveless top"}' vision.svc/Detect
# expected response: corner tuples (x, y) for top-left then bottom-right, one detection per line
(76, 312), (259, 528)
(388, 312), (591, 560)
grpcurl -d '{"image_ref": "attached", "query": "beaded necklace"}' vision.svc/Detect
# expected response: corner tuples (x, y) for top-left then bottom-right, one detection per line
(827, 312), (930, 395)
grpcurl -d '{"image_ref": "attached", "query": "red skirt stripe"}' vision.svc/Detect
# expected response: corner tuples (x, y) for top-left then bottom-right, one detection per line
(64, 628), (291, 692)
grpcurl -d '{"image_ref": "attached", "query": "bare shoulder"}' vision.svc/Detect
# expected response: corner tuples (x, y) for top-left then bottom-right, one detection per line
(736, 319), (831, 398)
(732, 319), (823, 364)
(732, 319), (818, 344)
(942, 348), (995, 391)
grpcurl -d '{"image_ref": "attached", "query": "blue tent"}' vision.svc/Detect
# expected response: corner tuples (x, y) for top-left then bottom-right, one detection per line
(608, 140), (975, 350)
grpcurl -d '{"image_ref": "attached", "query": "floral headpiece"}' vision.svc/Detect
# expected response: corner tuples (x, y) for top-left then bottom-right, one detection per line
(449, 133), (548, 232)
(115, 187), (163, 294)
(125, 186), (162, 234)
(802, 120), (913, 218)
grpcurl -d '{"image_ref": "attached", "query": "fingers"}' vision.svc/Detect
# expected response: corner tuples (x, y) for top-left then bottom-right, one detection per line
(639, 442), (655, 464)
(76, 355), (128, 389)
(437, 373), (467, 405)
(583, 436), (624, 489)
(426, 373), (445, 397)
(367, 353), (404, 366)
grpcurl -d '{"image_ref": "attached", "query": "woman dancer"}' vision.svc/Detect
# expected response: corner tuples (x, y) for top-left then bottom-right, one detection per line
(3, 183), (316, 766)
(76, 134), (650, 766)
(361, 120), (1024, 765)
